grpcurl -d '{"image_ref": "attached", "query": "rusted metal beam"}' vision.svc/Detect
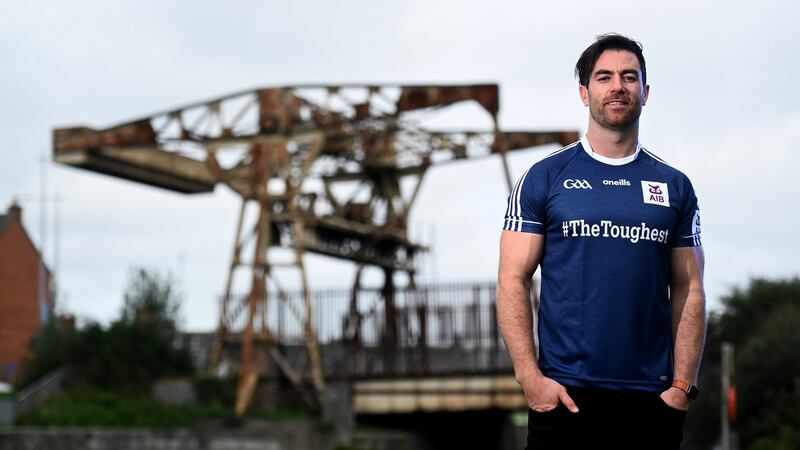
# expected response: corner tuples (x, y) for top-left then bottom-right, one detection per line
(491, 130), (580, 153)
(397, 84), (499, 115)
(53, 121), (157, 152)
(53, 147), (216, 193)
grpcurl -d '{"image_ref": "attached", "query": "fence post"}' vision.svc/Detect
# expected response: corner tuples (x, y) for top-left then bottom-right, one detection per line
(490, 285), (499, 370)
(417, 293), (429, 373)
(473, 286), (482, 345)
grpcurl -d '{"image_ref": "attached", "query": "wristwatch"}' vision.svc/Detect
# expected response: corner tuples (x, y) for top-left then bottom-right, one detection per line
(671, 379), (699, 400)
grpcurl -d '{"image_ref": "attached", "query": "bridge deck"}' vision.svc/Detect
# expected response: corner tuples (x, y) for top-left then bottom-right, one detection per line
(353, 374), (525, 414)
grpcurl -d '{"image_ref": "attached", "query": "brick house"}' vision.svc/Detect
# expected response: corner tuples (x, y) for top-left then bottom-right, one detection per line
(0, 202), (53, 382)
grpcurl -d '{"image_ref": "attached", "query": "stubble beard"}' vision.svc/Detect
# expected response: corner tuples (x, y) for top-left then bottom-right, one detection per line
(589, 95), (643, 131)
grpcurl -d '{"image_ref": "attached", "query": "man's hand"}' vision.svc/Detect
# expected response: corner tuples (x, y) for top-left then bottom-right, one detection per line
(519, 374), (579, 413)
(659, 387), (689, 411)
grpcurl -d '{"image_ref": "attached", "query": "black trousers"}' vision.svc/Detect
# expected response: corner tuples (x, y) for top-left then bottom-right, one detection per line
(525, 387), (687, 450)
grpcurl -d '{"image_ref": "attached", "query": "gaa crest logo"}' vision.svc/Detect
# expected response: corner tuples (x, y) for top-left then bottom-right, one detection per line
(641, 181), (669, 207)
(563, 179), (593, 189)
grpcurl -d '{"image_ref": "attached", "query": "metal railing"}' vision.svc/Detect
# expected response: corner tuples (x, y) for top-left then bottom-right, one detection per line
(223, 282), (527, 377)
(0, 368), (67, 425)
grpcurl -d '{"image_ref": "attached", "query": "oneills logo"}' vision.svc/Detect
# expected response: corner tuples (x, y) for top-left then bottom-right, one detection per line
(602, 178), (631, 186)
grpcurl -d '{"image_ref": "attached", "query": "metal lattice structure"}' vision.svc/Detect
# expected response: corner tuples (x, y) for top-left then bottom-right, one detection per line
(53, 83), (578, 414)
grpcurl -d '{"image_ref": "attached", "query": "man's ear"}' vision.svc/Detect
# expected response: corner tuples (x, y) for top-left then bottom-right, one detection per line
(579, 84), (589, 107)
(642, 84), (650, 106)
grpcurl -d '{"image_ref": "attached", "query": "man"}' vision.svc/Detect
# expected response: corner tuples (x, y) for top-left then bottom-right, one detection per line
(496, 33), (706, 450)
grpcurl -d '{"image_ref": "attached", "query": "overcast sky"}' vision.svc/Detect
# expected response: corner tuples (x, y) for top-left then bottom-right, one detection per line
(2, 0), (797, 330)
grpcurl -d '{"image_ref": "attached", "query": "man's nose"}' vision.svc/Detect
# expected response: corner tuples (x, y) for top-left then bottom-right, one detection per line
(610, 75), (626, 92)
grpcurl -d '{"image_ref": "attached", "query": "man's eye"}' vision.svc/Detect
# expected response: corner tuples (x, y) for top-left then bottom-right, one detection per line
(624, 76), (637, 82)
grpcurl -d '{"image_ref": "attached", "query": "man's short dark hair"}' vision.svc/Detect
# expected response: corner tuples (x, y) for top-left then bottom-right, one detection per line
(575, 33), (646, 87)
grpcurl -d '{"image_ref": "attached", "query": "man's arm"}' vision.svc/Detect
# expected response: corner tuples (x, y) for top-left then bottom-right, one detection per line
(496, 230), (578, 413)
(661, 245), (706, 409)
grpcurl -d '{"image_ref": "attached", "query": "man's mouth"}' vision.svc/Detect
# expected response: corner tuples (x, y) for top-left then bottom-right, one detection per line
(605, 99), (628, 106)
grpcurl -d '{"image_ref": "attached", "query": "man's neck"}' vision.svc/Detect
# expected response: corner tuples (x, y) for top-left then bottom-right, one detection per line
(585, 122), (640, 159)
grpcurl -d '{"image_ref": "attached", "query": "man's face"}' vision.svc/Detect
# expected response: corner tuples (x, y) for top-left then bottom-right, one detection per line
(579, 49), (649, 131)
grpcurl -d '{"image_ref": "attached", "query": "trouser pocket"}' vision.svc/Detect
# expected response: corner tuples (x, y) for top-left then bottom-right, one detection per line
(652, 396), (688, 449)
(526, 405), (577, 450)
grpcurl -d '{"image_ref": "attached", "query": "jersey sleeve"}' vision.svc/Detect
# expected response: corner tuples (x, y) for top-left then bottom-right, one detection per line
(502, 166), (547, 234)
(672, 175), (702, 247)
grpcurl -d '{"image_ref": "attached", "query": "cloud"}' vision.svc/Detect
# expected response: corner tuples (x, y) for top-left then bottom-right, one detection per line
(2, 0), (798, 329)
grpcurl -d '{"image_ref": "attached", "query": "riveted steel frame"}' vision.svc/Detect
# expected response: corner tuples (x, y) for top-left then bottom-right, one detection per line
(53, 83), (579, 414)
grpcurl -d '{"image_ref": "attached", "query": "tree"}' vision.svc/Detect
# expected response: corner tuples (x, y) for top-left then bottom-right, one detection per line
(684, 277), (800, 450)
(17, 267), (193, 392)
(120, 268), (183, 335)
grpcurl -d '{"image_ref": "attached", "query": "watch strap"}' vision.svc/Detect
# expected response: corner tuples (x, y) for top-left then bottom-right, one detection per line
(671, 380), (691, 392)
(672, 379), (699, 400)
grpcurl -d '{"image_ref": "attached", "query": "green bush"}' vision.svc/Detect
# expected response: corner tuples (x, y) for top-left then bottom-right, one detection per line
(16, 389), (229, 427)
(17, 268), (194, 392)
(194, 374), (237, 406)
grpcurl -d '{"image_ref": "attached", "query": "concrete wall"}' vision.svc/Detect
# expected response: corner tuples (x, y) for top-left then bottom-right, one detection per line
(0, 399), (13, 428)
(0, 421), (423, 450)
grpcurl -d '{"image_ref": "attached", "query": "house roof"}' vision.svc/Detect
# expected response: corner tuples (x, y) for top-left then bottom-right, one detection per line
(0, 202), (22, 236)
(0, 204), (51, 277)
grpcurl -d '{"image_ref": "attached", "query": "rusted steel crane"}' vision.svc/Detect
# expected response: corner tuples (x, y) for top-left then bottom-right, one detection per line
(53, 84), (578, 414)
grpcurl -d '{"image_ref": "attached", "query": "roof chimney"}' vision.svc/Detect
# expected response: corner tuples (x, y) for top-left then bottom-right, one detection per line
(7, 200), (21, 220)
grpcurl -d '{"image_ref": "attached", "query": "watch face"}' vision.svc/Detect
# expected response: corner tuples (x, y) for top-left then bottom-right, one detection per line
(687, 385), (699, 400)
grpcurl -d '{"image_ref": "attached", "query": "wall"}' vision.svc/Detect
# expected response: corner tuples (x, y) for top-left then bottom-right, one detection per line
(0, 422), (424, 450)
(0, 216), (47, 382)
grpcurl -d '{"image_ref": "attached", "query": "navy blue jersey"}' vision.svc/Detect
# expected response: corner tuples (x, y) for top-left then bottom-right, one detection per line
(503, 137), (702, 392)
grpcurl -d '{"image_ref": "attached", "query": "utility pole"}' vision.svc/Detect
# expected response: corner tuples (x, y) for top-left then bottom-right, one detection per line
(26, 155), (63, 322)
(721, 342), (734, 450)
(39, 155), (48, 323)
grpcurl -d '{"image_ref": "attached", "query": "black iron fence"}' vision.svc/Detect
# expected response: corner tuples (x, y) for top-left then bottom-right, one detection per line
(225, 281), (525, 377)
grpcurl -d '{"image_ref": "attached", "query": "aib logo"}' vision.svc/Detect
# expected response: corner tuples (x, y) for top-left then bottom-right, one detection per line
(563, 179), (593, 190)
(647, 183), (665, 202)
(641, 181), (670, 207)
